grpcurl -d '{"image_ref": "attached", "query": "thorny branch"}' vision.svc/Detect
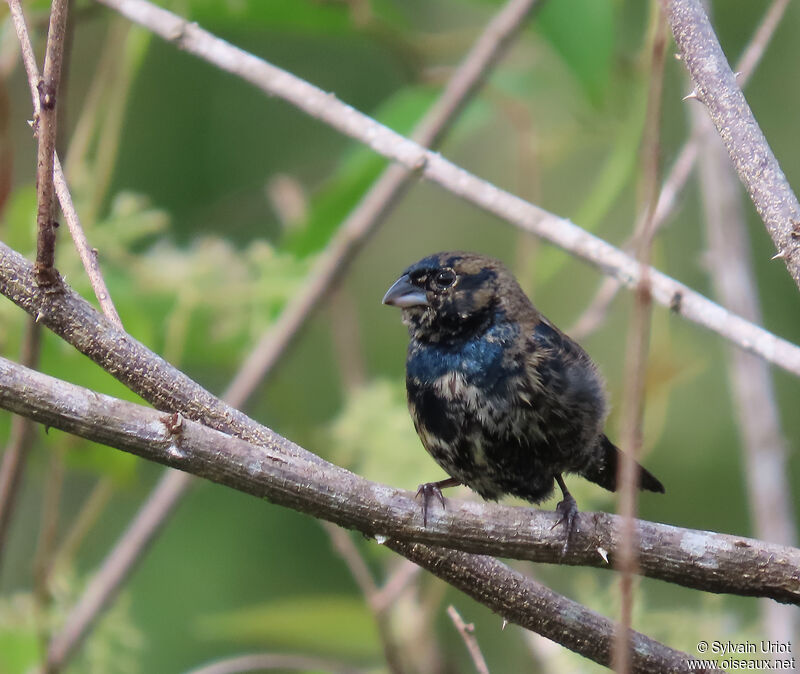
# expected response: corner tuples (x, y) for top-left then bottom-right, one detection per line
(665, 0), (800, 290)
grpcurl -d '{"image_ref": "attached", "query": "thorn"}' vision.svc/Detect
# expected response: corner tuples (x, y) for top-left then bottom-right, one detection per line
(674, 52), (683, 61)
(733, 71), (743, 81)
(501, 619), (508, 630)
(35, 309), (45, 323)
(27, 119), (35, 128)
(682, 90), (699, 102)
(597, 547), (609, 564)
(771, 250), (787, 260)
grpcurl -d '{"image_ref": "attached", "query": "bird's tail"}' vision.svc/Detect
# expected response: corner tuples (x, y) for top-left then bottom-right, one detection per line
(582, 434), (665, 494)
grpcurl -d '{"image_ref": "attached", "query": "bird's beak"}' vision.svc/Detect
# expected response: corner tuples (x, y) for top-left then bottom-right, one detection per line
(382, 274), (429, 308)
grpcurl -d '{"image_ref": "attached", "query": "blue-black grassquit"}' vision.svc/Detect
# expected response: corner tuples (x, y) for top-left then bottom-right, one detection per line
(383, 251), (664, 543)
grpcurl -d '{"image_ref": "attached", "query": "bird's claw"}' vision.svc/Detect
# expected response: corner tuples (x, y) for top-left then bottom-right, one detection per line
(552, 494), (579, 555)
(416, 482), (446, 526)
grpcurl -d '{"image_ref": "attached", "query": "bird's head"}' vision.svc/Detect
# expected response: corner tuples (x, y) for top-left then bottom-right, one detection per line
(383, 251), (524, 342)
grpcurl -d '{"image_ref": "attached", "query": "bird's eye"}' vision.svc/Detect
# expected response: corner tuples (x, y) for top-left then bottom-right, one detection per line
(433, 269), (456, 289)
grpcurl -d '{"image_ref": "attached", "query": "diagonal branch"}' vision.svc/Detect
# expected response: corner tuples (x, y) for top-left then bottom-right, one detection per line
(93, 0), (800, 379)
(1, 353), (798, 608)
(665, 0), (800, 290)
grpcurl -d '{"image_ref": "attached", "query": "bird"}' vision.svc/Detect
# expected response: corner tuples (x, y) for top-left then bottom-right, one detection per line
(382, 251), (664, 547)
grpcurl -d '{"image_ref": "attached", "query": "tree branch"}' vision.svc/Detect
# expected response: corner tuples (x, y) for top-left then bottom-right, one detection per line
(31, 0), (69, 287)
(8, 0), (123, 326)
(0, 354), (797, 609)
(665, 0), (800, 290)
(91, 0), (800, 380)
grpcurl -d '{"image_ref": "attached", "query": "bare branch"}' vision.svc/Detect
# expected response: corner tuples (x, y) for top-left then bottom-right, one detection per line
(223, 0), (541, 404)
(53, 154), (123, 328)
(93, 0), (800, 379)
(447, 606), (490, 674)
(8, 0), (123, 326)
(0, 353), (798, 609)
(28, 0), (70, 286)
(665, 0), (800, 290)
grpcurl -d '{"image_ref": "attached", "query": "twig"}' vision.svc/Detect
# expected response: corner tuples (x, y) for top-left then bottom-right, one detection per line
(695, 105), (797, 644)
(0, 318), (41, 577)
(53, 155), (123, 327)
(92, 0), (800, 380)
(1, 355), (798, 607)
(614, 8), (667, 673)
(31, 0), (69, 287)
(446, 606), (490, 674)
(8, 0), (122, 325)
(665, 0), (800, 290)
(184, 653), (366, 674)
(222, 0), (542, 404)
(570, 0), (791, 340)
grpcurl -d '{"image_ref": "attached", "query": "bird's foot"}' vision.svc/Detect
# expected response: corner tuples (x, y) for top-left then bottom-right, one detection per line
(416, 482), (447, 527)
(552, 494), (579, 555)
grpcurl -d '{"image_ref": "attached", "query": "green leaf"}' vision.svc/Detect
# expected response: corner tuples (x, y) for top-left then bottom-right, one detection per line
(536, 0), (614, 105)
(196, 596), (380, 658)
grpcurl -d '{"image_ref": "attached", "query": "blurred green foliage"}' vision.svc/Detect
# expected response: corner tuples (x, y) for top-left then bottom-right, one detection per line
(0, 0), (798, 672)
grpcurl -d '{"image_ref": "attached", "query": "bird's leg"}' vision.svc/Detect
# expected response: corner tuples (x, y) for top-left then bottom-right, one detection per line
(552, 473), (579, 554)
(416, 477), (460, 526)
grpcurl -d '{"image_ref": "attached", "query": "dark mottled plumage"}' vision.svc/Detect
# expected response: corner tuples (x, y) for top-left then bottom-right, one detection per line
(383, 251), (664, 543)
